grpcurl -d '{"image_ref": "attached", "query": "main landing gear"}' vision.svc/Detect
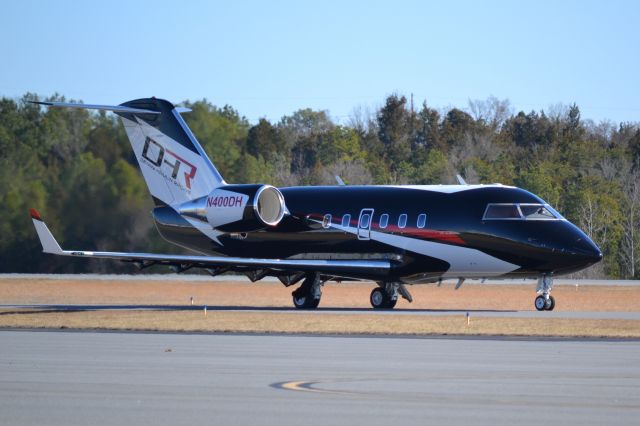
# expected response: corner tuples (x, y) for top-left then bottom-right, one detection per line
(370, 287), (397, 309)
(292, 273), (322, 309)
(534, 275), (555, 311)
(370, 282), (413, 309)
(291, 276), (414, 310)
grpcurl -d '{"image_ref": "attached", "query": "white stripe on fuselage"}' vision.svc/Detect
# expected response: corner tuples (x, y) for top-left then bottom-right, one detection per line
(382, 184), (515, 193)
(329, 222), (519, 278)
(369, 230), (518, 278)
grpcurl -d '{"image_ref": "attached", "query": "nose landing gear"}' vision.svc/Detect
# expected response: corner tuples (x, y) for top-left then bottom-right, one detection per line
(534, 294), (555, 311)
(535, 275), (555, 311)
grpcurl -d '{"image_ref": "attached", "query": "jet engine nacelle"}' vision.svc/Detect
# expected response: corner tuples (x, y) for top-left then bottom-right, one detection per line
(178, 184), (287, 232)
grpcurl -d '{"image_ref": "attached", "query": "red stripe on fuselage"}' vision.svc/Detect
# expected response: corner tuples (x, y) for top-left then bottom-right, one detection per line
(304, 212), (466, 246)
(379, 225), (466, 246)
(400, 228), (467, 245)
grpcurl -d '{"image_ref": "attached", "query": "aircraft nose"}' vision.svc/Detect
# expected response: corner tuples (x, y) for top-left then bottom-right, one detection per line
(581, 237), (603, 263)
(571, 227), (602, 264)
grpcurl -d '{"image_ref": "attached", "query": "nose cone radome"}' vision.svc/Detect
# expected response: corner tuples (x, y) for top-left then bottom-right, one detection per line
(564, 223), (603, 271)
(577, 235), (603, 264)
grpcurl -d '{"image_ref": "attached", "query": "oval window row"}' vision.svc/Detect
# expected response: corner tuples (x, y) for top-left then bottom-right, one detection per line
(322, 213), (427, 229)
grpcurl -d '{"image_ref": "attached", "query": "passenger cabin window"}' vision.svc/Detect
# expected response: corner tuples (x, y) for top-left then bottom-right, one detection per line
(379, 214), (389, 229)
(360, 213), (370, 228)
(322, 214), (332, 228)
(341, 214), (351, 227)
(398, 214), (407, 229)
(483, 203), (561, 221)
(417, 214), (427, 229)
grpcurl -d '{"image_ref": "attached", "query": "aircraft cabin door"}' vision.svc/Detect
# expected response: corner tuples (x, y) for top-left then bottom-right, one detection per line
(357, 208), (374, 240)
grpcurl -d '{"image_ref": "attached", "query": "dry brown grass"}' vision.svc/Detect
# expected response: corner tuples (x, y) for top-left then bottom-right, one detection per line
(0, 309), (639, 338)
(1, 278), (639, 337)
(1, 278), (639, 311)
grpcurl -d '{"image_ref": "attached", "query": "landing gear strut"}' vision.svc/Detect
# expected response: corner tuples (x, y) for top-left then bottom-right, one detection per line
(292, 273), (322, 309)
(535, 275), (555, 311)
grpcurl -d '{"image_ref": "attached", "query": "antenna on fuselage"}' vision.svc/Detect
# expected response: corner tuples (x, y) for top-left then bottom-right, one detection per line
(335, 175), (346, 186)
(456, 174), (467, 185)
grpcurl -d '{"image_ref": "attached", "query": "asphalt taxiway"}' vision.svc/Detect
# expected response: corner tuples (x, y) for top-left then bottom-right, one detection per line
(1, 331), (638, 425)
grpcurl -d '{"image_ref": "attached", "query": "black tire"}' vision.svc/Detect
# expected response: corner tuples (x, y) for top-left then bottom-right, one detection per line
(370, 287), (396, 309)
(307, 297), (320, 309)
(370, 287), (387, 309)
(293, 294), (308, 309)
(545, 295), (555, 311)
(292, 293), (320, 309)
(534, 295), (547, 311)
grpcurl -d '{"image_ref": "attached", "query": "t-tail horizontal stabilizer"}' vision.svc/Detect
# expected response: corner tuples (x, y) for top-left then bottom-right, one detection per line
(29, 101), (161, 115)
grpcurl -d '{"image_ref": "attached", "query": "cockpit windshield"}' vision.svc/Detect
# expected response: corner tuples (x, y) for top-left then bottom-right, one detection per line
(484, 204), (521, 219)
(483, 203), (564, 221)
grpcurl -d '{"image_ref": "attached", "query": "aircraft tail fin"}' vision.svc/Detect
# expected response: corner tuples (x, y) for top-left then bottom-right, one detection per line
(32, 99), (225, 206)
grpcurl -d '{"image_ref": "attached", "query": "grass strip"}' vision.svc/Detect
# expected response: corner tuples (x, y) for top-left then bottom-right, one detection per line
(1, 309), (639, 338)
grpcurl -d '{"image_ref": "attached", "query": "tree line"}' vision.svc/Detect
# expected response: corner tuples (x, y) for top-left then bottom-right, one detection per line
(1, 93), (639, 278)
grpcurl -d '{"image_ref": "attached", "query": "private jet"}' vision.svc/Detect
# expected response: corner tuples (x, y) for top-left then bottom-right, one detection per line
(30, 98), (602, 311)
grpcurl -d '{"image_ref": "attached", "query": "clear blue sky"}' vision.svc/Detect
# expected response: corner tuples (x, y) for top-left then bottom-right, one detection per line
(1, 0), (639, 124)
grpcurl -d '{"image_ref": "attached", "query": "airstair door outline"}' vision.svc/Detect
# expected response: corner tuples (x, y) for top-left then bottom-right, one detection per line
(358, 208), (374, 240)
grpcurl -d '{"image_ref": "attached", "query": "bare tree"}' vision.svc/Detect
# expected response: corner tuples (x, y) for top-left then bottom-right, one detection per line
(321, 159), (373, 185)
(586, 119), (616, 148)
(620, 171), (640, 278)
(545, 103), (569, 121)
(597, 156), (629, 182)
(347, 104), (374, 135)
(579, 194), (611, 247)
(468, 96), (512, 131)
(462, 164), (480, 184)
(574, 193), (614, 279)
(271, 153), (299, 187)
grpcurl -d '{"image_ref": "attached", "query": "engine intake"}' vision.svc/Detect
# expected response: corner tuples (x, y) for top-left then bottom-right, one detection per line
(253, 185), (286, 226)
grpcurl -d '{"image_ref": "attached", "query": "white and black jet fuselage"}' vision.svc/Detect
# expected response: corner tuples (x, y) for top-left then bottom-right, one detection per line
(30, 98), (602, 311)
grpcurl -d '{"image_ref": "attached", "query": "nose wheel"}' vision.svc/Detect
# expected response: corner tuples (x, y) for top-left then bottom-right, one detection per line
(534, 295), (555, 311)
(535, 276), (555, 311)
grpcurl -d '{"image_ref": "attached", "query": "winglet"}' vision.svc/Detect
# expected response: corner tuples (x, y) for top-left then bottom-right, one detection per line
(29, 208), (42, 221)
(30, 210), (64, 254)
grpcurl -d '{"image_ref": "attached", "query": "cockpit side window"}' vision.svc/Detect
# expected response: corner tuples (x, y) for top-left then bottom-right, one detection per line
(519, 204), (556, 220)
(483, 204), (522, 220)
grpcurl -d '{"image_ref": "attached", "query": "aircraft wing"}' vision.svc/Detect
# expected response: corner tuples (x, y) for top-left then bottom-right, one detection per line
(30, 209), (391, 277)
